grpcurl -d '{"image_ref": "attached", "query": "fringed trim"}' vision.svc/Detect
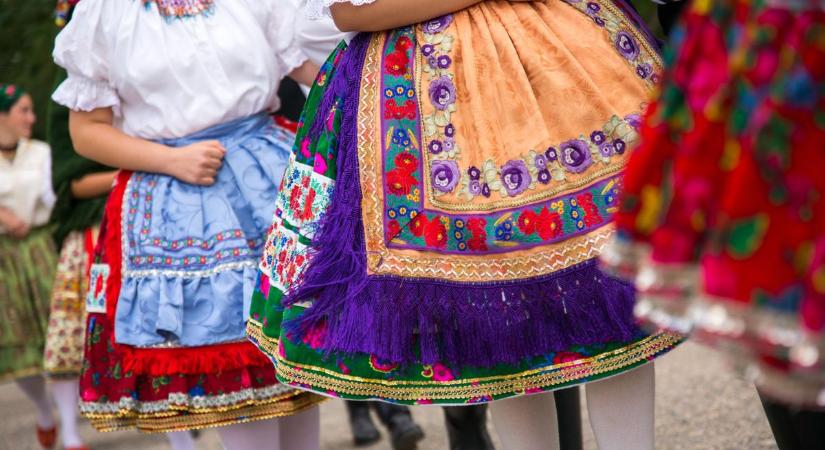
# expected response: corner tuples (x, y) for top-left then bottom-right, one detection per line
(122, 341), (273, 376)
(287, 259), (640, 368)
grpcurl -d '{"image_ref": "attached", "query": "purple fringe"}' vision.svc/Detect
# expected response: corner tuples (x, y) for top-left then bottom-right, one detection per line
(285, 31), (641, 368)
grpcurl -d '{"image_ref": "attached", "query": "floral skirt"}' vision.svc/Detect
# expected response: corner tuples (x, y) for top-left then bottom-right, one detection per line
(0, 227), (56, 381)
(44, 228), (96, 378)
(604, 0), (825, 406)
(79, 119), (324, 433)
(248, 0), (681, 405)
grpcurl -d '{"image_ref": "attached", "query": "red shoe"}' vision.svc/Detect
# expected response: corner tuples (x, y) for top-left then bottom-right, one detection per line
(35, 425), (57, 449)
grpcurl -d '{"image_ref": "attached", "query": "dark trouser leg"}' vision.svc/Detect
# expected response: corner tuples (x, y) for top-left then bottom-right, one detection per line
(442, 405), (494, 450)
(372, 402), (425, 450)
(657, 1), (689, 37)
(759, 392), (825, 450)
(345, 401), (381, 446)
(555, 388), (583, 450)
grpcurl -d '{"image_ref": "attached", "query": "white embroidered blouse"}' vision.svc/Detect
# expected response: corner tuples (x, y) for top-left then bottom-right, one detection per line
(52, 0), (308, 139)
(0, 140), (56, 233)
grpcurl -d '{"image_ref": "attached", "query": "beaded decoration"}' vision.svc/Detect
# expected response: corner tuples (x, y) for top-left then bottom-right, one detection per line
(144, 0), (215, 19)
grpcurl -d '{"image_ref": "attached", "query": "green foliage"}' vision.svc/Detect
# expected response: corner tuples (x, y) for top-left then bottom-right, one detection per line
(0, 0), (59, 140)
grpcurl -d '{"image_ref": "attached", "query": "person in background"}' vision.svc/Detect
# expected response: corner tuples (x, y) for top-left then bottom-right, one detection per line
(52, 0), (324, 448)
(0, 83), (59, 449)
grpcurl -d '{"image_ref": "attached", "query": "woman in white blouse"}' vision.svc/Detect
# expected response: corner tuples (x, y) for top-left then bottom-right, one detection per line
(0, 83), (61, 449)
(52, 1), (323, 448)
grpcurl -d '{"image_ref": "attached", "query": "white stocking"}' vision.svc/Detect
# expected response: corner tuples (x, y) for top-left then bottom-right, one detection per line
(166, 431), (196, 450)
(51, 378), (84, 447)
(279, 407), (321, 450)
(490, 393), (560, 450)
(16, 375), (56, 429)
(218, 418), (281, 450)
(585, 363), (655, 450)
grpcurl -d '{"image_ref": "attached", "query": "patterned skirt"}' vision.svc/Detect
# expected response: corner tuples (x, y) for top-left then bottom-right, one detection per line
(79, 116), (323, 433)
(44, 228), (96, 378)
(248, 0), (681, 405)
(603, 0), (825, 406)
(0, 227), (57, 381)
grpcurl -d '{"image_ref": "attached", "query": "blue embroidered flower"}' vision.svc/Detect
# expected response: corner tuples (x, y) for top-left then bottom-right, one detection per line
(432, 160), (460, 193)
(393, 129), (411, 146)
(613, 139), (627, 155)
(559, 139), (593, 173)
(615, 31), (640, 60)
(454, 219), (465, 229)
(545, 147), (558, 162)
(429, 140), (444, 154)
(468, 166), (481, 180)
(189, 385), (206, 397)
(590, 131), (606, 145)
(537, 169), (551, 184)
(423, 15), (453, 34)
(500, 160), (532, 197)
(445, 123), (456, 137)
(429, 76), (456, 110)
(495, 221), (514, 241)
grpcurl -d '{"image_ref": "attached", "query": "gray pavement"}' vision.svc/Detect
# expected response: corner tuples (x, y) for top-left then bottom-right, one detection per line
(0, 342), (777, 450)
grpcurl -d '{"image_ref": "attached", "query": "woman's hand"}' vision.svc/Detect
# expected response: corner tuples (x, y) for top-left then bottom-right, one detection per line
(166, 140), (226, 186)
(0, 208), (30, 239)
(70, 170), (119, 199)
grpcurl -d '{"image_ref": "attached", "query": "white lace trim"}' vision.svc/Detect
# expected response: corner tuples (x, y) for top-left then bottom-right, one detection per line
(52, 74), (121, 114)
(305, 0), (378, 19)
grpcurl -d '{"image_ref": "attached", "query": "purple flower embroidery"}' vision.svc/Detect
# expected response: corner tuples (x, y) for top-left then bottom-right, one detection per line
(482, 183), (491, 198)
(613, 139), (627, 154)
(469, 180), (483, 196)
(616, 31), (639, 60)
(468, 166), (481, 180)
(428, 56), (439, 68)
(429, 140), (444, 154)
(437, 55), (452, 69)
(598, 142), (614, 158)
(432, 160), (460, 193)
(559, 139), (593, 173)
(593, 17), (605, 27)
(537, 169), (551, 184)
(636, 63), (653, 79)
(545, 147), (558, 162)
(421, 44), (435, 56)
(429, 76), (456, 110)
(444, 138), (455, 153)
(590, 131), (606, 145)
(423, 15), (453, 34)
(445, 123), (456, 137)
(500, 160), (532, 197)
(624, 113), (643, 129)
(534, 154), (548, 170)
(586, 2), (600, 13)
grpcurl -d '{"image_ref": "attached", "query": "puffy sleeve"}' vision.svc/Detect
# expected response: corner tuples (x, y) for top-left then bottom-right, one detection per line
(248, 0), (309, 74)
(51, 0), (121, 113)
(304, 0), (379, 19)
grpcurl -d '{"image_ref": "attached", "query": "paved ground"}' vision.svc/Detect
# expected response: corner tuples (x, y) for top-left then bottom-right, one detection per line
(0, 342), (777, 450)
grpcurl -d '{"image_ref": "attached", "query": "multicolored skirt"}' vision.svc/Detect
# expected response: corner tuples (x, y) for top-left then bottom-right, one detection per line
(603, 0), (825, 406)
(248, 0), (681, 405)
(0, 227), (57, 381)
(44, 228), (96, 378)
(79, 115), (323, 433)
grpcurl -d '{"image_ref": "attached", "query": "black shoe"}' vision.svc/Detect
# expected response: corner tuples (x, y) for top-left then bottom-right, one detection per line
(347, 403), (381, 447)
(388, 414), (425, 450)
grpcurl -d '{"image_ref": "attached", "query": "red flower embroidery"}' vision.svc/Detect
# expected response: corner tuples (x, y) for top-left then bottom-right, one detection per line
(424, 218), (448, 248)
(576, 192), (603, 227)
(467, 236), (488, 251)
(466, 218), (486, 234)
(384, 99), (418, 120)
(536, 207), (563, 241)
(387, 219), (402, 238)
(394, 152), (418, 172)
(410, 214), (429, 237)
(396, 36), (413, 51)
(384, 50), (409, 76)
(517, 210), (538, 235)
(386, 169), (418, 196)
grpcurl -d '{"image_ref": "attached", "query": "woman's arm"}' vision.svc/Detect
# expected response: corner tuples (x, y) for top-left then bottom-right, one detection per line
(69, 108), (226, 186)
(331, 0), (482, 32)
(289, 60), (321, 87)
(0, 207), (29, 239)
(70, 170), (118, 199)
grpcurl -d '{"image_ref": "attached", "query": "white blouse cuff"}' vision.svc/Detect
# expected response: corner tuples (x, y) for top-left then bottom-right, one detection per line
(305, 0), (378, 19)
(52, 74), (121, 114)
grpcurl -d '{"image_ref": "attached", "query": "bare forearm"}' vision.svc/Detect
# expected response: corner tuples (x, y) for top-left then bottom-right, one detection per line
(289, 60), (321, 87)
(69, 109), (172, 175)
(331, 0), (481, 32)
(70, 170), (118, 199)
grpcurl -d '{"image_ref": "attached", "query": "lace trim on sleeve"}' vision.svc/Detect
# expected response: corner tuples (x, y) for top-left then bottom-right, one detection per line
(305, 0), (378, 19)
